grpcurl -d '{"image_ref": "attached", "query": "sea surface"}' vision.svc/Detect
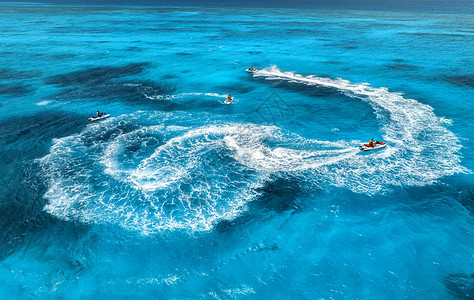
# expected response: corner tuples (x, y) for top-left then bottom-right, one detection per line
(0, 3), (473, 298)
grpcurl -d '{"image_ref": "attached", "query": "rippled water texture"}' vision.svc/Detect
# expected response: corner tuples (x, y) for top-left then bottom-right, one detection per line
(0, 4), (473, 298)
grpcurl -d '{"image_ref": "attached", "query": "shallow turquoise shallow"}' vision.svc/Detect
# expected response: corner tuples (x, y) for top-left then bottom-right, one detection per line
(0, 3), (473, 298)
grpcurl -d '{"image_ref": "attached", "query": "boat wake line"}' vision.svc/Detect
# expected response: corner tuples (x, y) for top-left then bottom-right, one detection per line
(143, 92), (230, 101)
(38, 67), (467, 234)
(252, 65), (467, 182)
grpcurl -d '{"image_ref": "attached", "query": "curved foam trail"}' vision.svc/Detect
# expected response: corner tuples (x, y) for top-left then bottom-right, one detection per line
(253, 66), (467, 191)
(39, 112), (356, 234)
(39, 67), (468, 233)
(144, 92), (229, 101)
(178, 92), (229, 98)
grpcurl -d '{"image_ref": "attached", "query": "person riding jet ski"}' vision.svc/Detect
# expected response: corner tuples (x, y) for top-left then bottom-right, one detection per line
(247, 66), (257, 72)
(359, 139), (386, 151)
(368, 138), (375, 147)
(363, 139), (385, 147)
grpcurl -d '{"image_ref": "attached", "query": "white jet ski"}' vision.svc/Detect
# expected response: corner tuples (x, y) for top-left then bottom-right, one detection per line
(224, 97), (234, 104)
(89, 113), (110, 121)
(246, 68), (258, 73)
(359, 142), (386, 151)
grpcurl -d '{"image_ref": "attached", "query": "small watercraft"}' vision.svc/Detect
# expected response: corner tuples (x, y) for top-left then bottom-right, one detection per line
(224, 97), (234, 104)
(359, 142), (386, 151)
(89, 113), (110, 121)
(246, 68), (258, 73)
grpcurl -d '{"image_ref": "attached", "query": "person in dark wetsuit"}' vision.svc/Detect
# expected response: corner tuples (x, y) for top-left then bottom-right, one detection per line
(96, 110), (102, 117)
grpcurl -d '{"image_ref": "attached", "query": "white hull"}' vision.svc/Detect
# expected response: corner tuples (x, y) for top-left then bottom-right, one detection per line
(89, 114), (110, 121)
(359, 143), (386, 151)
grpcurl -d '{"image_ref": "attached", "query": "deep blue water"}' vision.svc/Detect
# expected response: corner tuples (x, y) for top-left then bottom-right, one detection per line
(0, 3), (473, 298)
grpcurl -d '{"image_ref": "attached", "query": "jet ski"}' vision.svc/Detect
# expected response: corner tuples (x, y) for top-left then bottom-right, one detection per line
(224, 97), (234, 104)
(246, 68), (258, 73)
(89, 113), (110, 121)
(359, 141), (386, 151)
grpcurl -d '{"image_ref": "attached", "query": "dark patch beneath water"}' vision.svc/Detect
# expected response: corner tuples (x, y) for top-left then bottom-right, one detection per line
(231, 242), (279, 260)
(217, 83), (256, 94)
(344, 46), (357, 49)
(0, 83), (33, 95)
(176, 52), (193, 56)
(286, 28), (319, 35)
(254, 176), (305, 213)
(125, 46), (142, 52)
(51, 54), (77, 60)
(0, 190), (94, 266)
(85, 40), (109, 44)
(391, 59), (405, 63)
(0, 111), (87, 151)
(386, 63), (419, 71)
(0, 111), (89, 261)
(401, 32), (467, 38)
(162, 74), (180, 80)
(444, 75), (474, 88)
(214, 214), (253, 233)
(45, 62), (150, 86)
(0, 68), (43, 80)
(215, 176), (309, 232)
(44, 61), (183, 111)
(445, 273), (474, 300)
(456, 185), (474, 214)
(54, 80), (174, 103)
(0, 111), (88, 157)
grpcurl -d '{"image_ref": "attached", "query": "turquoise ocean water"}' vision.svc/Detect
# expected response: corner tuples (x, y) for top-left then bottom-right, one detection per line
(0, 3), (473, 298)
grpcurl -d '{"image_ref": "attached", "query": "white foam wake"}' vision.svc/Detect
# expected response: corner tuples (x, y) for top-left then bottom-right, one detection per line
(143, 92), (229, 101)
(252, 66), (467, 191)
(39, 111), (360, 234)
(39, 68), (467, 234)
(36, 100), (55, 106)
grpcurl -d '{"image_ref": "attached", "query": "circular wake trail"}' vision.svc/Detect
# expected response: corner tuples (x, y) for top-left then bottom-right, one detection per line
(39, 67), (467, 233)
(39, 113), (352, 234)
(253, 66), (467, 192)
